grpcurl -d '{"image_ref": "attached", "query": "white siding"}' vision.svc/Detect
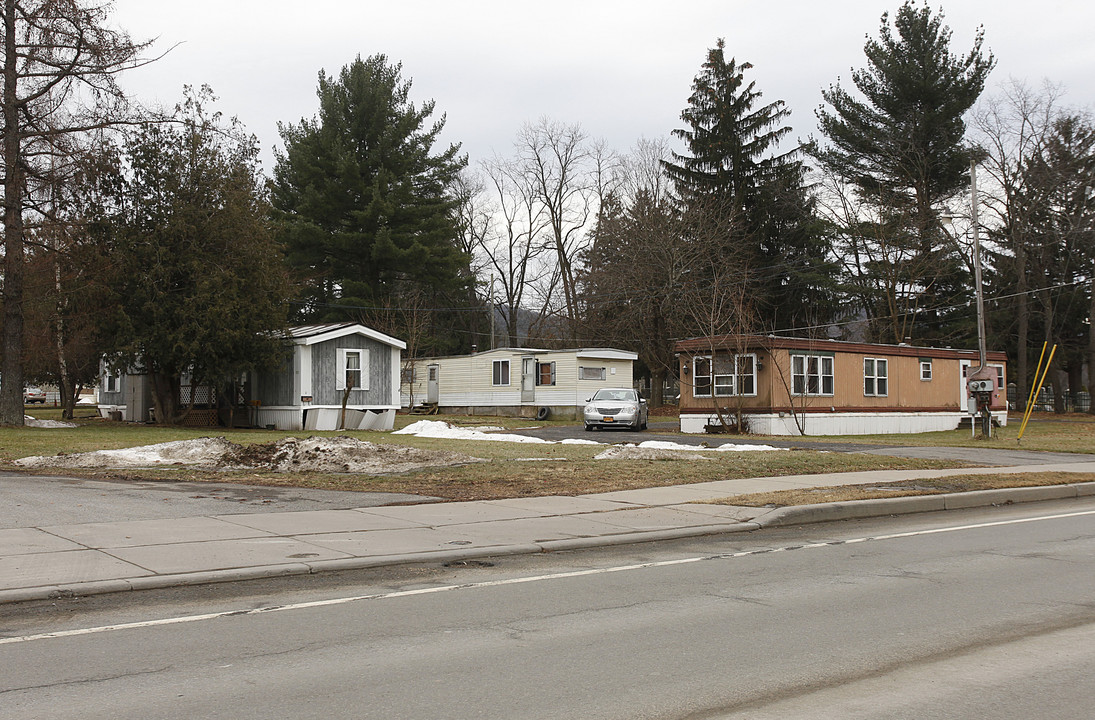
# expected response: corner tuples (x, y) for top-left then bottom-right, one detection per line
(402, 349), (637, 410)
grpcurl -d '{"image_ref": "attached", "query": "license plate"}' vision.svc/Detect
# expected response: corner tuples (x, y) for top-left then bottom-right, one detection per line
(602, 417), (614, 422)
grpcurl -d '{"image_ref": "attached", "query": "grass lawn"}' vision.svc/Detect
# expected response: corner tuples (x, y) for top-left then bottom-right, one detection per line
(793, 412), (1095, 454)
(4, 407), (1091, 502)
(704, 471), (1095, 508)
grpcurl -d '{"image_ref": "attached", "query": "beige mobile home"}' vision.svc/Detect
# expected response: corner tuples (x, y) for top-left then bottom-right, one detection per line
(403, 347), (638, 419)
(674, 335), (1007, 435)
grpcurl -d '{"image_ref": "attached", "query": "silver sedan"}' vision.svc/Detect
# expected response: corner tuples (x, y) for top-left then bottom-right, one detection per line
(583, 388), (648, 431)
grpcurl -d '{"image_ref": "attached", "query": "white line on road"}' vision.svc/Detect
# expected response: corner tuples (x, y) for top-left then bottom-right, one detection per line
(4, 508), (1094, 647)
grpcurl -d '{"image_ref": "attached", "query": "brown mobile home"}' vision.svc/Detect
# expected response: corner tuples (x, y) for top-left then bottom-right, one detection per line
(674, 335), (1007, 435)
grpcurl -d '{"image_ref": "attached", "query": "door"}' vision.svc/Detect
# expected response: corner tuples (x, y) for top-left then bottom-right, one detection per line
(427, 364), (439, 404)
(959, 359), (972, 412)
(521, 356), (536, 403)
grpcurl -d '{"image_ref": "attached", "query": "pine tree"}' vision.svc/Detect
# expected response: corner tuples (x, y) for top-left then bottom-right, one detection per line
(810, 2), (994, 343)
(664, 40), (832, 332)
(271, 54), (472, 349)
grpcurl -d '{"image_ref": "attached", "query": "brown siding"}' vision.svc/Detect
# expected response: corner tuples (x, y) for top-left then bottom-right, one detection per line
(678, 341), (1006, 414)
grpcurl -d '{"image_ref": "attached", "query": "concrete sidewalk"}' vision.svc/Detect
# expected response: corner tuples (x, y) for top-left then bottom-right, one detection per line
(4, 461), (1095, 604)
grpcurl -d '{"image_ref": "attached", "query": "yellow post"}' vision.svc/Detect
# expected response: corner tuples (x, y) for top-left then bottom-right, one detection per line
(1021, 342), (1048, 420)
(1018, 344), (1057, 443)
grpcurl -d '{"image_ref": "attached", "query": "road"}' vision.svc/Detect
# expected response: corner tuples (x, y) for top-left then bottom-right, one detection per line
(3, 499), (1094, 719)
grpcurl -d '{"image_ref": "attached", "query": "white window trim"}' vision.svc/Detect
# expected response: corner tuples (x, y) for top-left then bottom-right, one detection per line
(492, 359), (510, 386)
(792, 354), (834, 397)
(104, 373), (122, 394)
(336, 348), (370, 391)
(713, 353), (758, 397)
(864, 357), (889, 397)
(920, 360), (933, 381)
(692, 355), (713, 398)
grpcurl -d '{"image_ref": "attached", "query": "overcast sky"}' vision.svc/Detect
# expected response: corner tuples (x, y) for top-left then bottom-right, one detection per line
(110, 1), (1094, 173)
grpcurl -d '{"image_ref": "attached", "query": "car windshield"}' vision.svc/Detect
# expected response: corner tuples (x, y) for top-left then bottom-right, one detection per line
(592, 389), (637, 402)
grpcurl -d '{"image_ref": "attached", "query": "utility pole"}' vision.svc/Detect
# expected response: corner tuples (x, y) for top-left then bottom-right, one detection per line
(971, 159), (987, 374)
(969, 160), (992, 438)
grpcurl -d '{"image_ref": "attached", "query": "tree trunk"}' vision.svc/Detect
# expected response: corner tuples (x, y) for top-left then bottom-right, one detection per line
(1089, 276), (1095, 415)
(1015, 244), (1029, 411)
(650, 367), (666, 408)
(1, 1), (26, 426)
(150, 372), (181, 425)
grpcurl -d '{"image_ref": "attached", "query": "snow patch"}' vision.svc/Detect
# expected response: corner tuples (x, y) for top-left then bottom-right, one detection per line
(23, 415), (77, 429)
(594, 445), (711, 461)
(15, 436), (483, 475)
(637, 440), (783, 453)
(394, 420), (555, 444)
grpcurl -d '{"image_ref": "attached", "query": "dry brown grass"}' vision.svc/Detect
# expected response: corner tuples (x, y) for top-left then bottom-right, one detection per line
(9, 409), (1093, 504)
(704, 471), (1095, 507)
(13, 448), (970, 502)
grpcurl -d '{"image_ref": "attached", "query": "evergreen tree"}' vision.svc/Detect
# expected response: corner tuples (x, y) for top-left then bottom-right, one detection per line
(810, 1), (994, 343)
(1003, 115), (1095, 409)
(271, 54), (473, 351)
(99, 88), (291, 425)
(664, 40), (833, 332)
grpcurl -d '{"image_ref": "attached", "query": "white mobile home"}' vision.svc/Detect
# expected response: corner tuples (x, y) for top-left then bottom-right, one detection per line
(403, 347), (638, 419)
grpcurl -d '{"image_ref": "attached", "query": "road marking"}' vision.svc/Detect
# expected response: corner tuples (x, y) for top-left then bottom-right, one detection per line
(4, 508), (1094, 647)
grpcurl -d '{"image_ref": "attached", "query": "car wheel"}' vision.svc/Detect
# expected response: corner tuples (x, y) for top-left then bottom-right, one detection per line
(584, 424), (593, 432)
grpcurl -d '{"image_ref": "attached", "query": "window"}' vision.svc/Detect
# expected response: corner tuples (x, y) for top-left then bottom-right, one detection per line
(337, 348), (368, 391)
(792, 355), (834, 396)
(536, 361), (556, 386)
(920, 360), (933, 381)
(492, 359), (510, 386)
(711, 353), (757, 396)
(864, 358), (888, 396)
(401, 367), (416, 384)
(693, 356), (712, 397)
(104, 373), (121, 394)
(736, 354), (756, 396)
(580, 366), (606, 381)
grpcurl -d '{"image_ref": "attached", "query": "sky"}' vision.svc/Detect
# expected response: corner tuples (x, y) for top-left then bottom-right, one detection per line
(109, 0), (1095, 174)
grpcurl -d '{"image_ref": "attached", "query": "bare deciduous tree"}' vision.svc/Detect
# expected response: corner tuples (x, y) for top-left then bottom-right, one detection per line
(1, 0), (154, 424)
(465, 160), (550, 347)
(516, 118), (595, 343)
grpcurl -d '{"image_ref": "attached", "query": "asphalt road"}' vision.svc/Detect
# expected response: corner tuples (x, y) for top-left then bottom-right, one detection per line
(4, 499), (1094, 719)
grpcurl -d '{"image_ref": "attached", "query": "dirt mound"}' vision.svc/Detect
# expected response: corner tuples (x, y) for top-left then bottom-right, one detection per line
(221, 436), (483, 474)
(16, 436), (483, 475)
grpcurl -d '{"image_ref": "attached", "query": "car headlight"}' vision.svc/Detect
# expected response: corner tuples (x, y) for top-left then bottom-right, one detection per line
(623, 403), (637, 413)
(584, 404), (595, 414)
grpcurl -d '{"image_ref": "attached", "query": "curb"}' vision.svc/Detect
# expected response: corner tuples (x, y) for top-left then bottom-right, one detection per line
(4, 483), (1093, 606)
(0, 524), (760, 606)
(754, 481), (1095, 528)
